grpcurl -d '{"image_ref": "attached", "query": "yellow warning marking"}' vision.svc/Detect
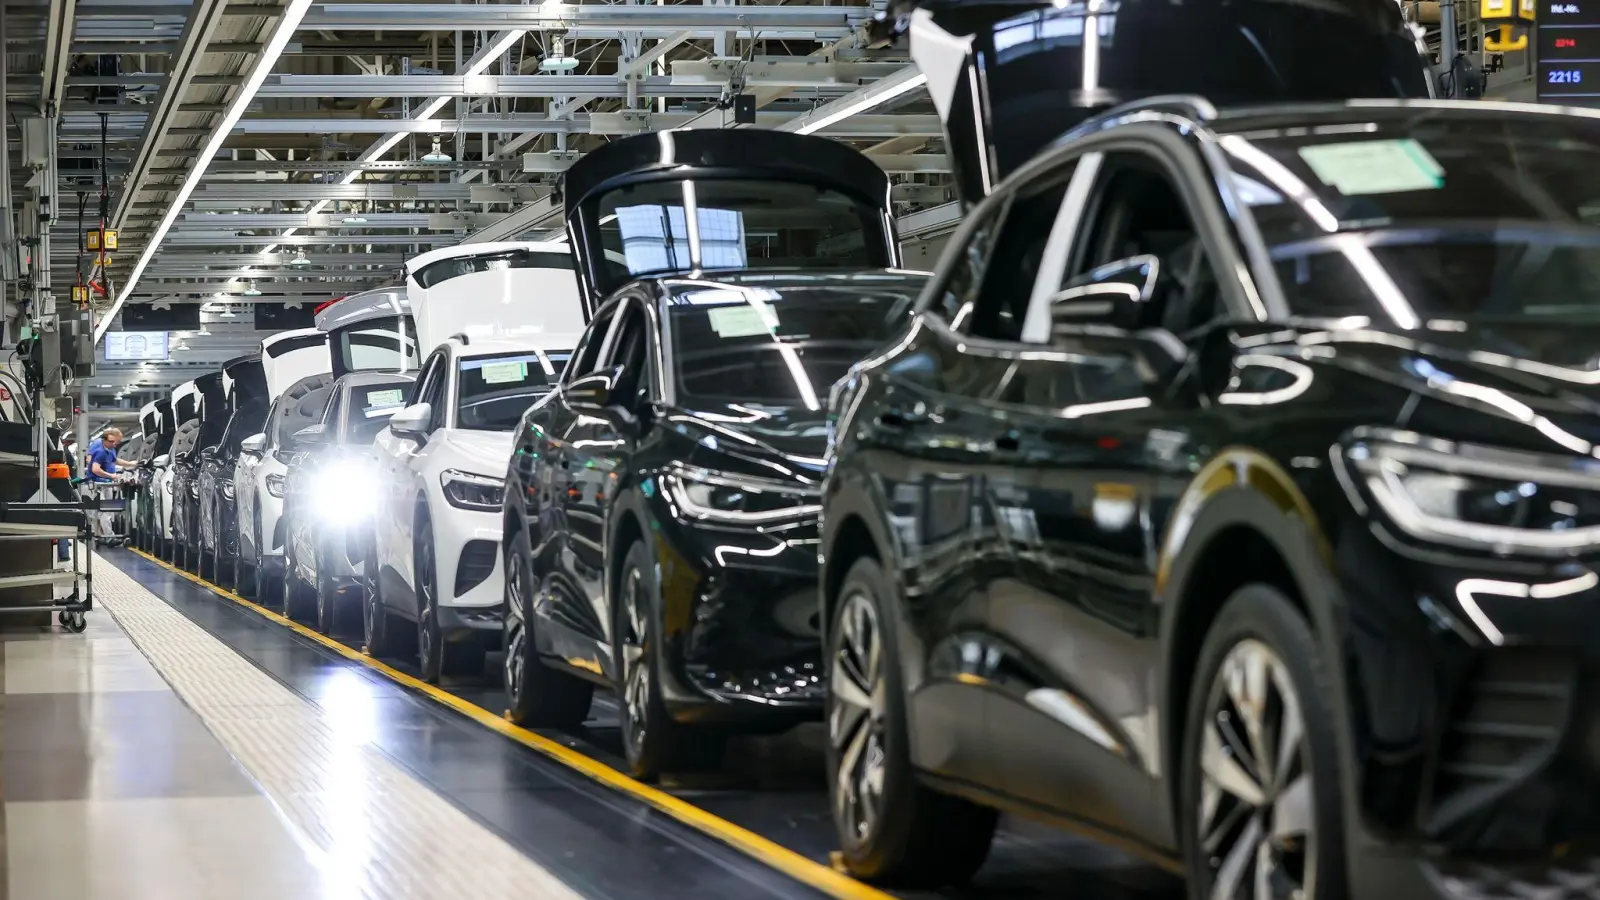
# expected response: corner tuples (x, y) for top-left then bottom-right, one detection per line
(127, 548), (888, 900)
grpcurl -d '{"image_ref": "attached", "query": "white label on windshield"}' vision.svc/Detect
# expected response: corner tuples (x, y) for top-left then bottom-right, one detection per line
(365, 389), (405, 408)
(480, 361), (528, 384)
(708, 304), (776, 338)
(1297, 139), (1444, 195)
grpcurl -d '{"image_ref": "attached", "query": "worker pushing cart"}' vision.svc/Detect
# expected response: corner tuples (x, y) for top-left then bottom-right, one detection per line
(82, 428), (131, 545)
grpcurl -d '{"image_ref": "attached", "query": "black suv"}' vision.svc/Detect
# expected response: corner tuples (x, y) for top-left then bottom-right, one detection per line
(500, 127), (923, 780)
(820, 96), (1600, 898)
(198, 353), (268, 588)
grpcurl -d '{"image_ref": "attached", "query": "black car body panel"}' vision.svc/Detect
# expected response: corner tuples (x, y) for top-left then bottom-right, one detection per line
(506, 268), (928, 723)
(200, 354), (268, 571)
(880, 0), (1433, 205)
(171, 372), (226, 557)
(818, 100), (1600, 896)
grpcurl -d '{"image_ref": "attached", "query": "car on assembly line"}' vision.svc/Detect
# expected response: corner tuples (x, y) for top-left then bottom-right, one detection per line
(403, 241), (589, 343)
(498, 127), (926, 780)
(318, 287), (419, 378)
(170, 372), (225, 571)
(232, 327), (331, 598)
(279, 371), (416, 632)
(130, 397), (173, 552)
(197, 353), (267, 587)
(816, 4), (1600, 899)
(151, 382), (200, 559)
(367, 337), (571, 683)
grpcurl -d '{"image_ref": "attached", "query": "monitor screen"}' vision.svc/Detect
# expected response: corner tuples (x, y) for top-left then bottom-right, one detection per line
(104, 331), (170, 361)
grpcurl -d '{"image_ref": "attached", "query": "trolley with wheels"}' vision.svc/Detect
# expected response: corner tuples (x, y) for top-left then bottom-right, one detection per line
(0, 500), (95, 633)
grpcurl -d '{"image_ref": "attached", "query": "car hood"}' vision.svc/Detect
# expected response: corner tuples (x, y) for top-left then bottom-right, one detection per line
(1246, 322), (1600, 457)
(660, 404), (830, 484)
(438, 429), (514, 477)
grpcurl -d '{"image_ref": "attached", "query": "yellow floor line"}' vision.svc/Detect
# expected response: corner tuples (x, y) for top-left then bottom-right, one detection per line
(127, 547), (887, 900)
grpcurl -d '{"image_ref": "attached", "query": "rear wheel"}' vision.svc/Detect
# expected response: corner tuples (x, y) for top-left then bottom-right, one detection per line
(614, 539), (725, 781)
(503, 528), (592, 728)
(314, 537), (342, 635)
(827, 557), (997, 887)
(363, 547), (398, 658)
(280, 547), (314, 622)
(1180, 584), (1345, 900)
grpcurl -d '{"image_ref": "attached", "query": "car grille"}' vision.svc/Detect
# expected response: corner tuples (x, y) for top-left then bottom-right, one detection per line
(1427, 648), (1576, 838)
(453, 540), (496, 598)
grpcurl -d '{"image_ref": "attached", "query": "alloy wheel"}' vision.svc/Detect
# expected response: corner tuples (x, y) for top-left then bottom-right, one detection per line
(829, 588), (887, 847)
(503, 555), (528, 705)
(1198, 639), (1314, 900)
(417, 526), (438, 674)
(619, 566), (650, 755)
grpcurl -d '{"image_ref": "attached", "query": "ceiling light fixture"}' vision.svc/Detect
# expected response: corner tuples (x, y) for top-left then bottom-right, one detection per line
(95, 0), (317, 342)
(540, 36), (579, 71)
(242, 282), (261, 296)
(289, 249), (311, 267)
(421, 138), (452, 163)
(340, 214), (368, 225)
(791, 70), (928, 136)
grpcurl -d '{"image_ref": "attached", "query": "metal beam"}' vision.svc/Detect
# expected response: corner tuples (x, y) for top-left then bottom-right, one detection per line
(224, 112), (940, 137)
(255, 73), (728, 99)
(778, 65), (928, 135)
(39, 0), (74, 110)
(160, 232), (458, 247)
(149, 252), (407, 266)
(461, 195), (560, 245)
(897, 202), (962, 239)
(521, 149), (948, 175)
(672, 58), (906, 87)
(192, 182), (472, 201)
(194, 159), (518, 174)
(301, 4), (873, 31)
(176, 212), (488, 229)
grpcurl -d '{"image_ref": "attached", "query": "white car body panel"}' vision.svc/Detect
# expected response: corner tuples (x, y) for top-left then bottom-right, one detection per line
(261, 327), (331, 397)
(404, 241), (586, 352)
(239, 332), (333, 567)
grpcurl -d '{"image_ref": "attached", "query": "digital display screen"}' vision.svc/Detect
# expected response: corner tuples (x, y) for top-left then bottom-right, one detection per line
(103, 331), (170, 361)
(1540, 3), (1600, 104)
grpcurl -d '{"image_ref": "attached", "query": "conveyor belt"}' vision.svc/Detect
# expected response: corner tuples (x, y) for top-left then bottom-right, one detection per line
(107, 547), (1183, 900)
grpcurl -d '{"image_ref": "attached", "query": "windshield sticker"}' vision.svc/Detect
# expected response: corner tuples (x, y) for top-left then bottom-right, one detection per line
(479, 361), (528, 385)
(364, 388), (405, 408)
(1297, 139), (1444, 195)
(708, 304), (777, 338)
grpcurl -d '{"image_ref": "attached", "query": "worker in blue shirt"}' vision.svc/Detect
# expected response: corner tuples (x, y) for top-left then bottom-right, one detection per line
(87, 428), (125, 482)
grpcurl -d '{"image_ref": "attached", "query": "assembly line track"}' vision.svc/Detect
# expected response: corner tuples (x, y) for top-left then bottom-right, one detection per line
(111, 546), (1178, 900)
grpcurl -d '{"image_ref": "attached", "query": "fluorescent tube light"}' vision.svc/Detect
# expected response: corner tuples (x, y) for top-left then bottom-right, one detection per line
(792, 71), (927, 136)
(97, 0), (316, 342)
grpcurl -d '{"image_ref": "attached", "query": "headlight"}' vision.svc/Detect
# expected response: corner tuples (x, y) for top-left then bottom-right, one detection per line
(441, 470), (504, 512)
(221, 480), (235, 501)
(265, 473), (286, 498)
(661, 465), (821, 525)
(309, 463), (379, 521)
(1337, 429), (1600, 556)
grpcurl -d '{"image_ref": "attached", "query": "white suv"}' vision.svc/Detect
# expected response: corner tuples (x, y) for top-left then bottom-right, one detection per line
(368, 336), (569, 682)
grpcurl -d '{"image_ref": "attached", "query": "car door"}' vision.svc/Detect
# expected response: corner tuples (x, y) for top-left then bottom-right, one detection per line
(292, 390), (344, 572)
(557, 295), (652, 679)
(528, 301), (621, 669)
(979, 129), (1246, 846)
(380, 351), (448, 605)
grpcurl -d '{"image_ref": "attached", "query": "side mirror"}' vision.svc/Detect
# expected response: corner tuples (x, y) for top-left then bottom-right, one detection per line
(241, 434), (265, 456)
(566, 368), (617, 414)
(388, 403), (432, 440)
(1049, 254), (1160, 332)
(154, 453), (170, 467)
(289, 424), (328, 451)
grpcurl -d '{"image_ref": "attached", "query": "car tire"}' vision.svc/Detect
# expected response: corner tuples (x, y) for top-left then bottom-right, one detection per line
(234, 546), (251, 599)
(415, 507), (445, 683)
(1180, 583), (1347, 900)
(614, 539), (726, 782)
(281, 549), (315, 622)
(827, 556), (997, 887)
(314, 537), (341, 635)
(503, 528), (592, 728)
(363, 545), (397, 658)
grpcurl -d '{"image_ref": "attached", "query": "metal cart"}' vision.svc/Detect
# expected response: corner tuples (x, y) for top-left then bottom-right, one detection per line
(80, 480), (128, 547)
(0, 500), (94, 633)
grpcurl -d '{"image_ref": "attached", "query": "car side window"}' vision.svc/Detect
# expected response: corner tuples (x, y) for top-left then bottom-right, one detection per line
(418, 351), (449, 430)
(566, 306), (619, 382)
(603, 299), (652, 409)
(924, 194), (1008, 329)
(1025, 150), (1222, 344)
(964, 161), (1079, 343)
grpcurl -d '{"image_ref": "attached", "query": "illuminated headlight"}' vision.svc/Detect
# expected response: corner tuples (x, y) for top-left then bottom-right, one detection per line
(441, 470), (504, 512)
(265, 473), (286, 498)
(309, 463), (379, 522)
(661, 465), (821, 525)
(1336, 429), (1600, 556)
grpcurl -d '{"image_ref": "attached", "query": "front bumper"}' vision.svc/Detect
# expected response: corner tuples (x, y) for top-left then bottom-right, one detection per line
(651, 511), (824, 724)
(1331, 516), (1600, 894)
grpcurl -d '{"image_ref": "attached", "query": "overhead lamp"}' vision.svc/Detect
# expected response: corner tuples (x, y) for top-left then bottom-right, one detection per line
(174, 342), (191, 352)
(242, 282), (261, 296)
(540, 37), (579, 71)
(791, 70), (928, 136)
(289, 249), (311, 267)
(220, 308), (237, 318)
(95, 0), (317, 342)
(421, 138), (452, 163)
(340, 213), (368, 225)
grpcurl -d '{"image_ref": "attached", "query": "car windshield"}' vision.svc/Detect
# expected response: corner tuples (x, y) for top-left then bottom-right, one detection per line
(1227, 114), (1600, 324)
(455, 351), (563, 431)
(668, 285), (915, 409)
(591, 179), (884, 295)
(341, 382), (411, 444)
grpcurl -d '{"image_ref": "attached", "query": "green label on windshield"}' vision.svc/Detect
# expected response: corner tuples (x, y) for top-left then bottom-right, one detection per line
(480, 361), (528, 385)
(708, 304), (776, 338)
(1298, 138), (1444, 195)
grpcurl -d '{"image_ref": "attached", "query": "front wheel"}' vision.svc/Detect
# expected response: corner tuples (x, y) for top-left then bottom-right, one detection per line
(1180, 584), (1346, 900)
(827, 556), (997, 887)
(314, 537), (345, 635)
(503, 528), (592, 728)
(280, 548), (315, 622)
(614, 539), (725, 781)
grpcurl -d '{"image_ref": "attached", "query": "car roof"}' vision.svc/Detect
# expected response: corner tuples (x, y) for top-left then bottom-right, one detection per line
(1184, 98), (1600, 135)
